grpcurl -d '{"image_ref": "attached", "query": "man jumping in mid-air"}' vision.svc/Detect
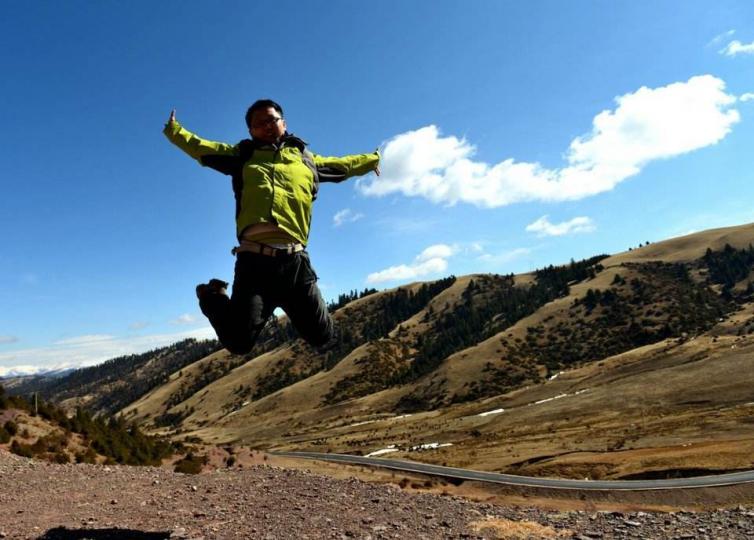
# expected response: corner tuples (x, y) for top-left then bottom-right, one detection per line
(164, 99), (380, 354)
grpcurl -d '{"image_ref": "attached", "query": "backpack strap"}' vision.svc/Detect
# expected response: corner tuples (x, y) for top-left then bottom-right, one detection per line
(299, 148), (320, 200)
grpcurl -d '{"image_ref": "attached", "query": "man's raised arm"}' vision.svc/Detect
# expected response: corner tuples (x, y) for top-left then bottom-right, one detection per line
(163, 109), (238, 163)
(313, 151), (380, 184)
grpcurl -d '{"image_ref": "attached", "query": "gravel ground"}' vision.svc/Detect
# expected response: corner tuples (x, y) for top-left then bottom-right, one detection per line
(1, 450), (754, 539)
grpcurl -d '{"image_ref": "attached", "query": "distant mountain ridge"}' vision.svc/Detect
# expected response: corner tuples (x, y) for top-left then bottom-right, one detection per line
(6, 339), (221, 415)
(0, 365), (76, 379)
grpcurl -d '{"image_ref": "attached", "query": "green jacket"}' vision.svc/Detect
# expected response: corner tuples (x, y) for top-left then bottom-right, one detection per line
(163, 120), (379, 245)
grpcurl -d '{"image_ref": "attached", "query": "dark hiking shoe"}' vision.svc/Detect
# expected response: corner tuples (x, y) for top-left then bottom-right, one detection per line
(313, 323), (338, 352)
(196, 278), (229, 300)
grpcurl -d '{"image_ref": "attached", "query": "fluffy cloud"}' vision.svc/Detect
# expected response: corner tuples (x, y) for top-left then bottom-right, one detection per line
(526, 216), (596, 237)
(358, 76), (739, 207)
(367, 244), (455, 284)
(416, 244), (454, 261)
(333, 208), (365, 227)
(721, 40), (754, 56)
(0, 336), (18, 345)
(740, 93), (754, 102)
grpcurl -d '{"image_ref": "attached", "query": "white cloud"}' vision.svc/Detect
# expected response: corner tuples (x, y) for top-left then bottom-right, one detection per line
(358, 75), (739, 207)
(333, 208), (365, 227)
(171, 313), (199, 325)
(0, 336), (18, 345)
(721, 39), (754, 56)
(708, 29), (735, 47)
(526, 216), (596, 237)
(740, 93), (754, 102)
(367, 243), (455, 284)
(416, 244), (455, 261)
(0, 327), (216, 374)
(129, 321), (150, 330)
(366, 259), (447, 284)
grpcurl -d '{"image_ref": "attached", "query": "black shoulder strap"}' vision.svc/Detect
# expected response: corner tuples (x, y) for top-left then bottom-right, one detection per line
(300, 148), (320, 200)
(198, 153), (242, 176)
(231, 140), (257, 216)
(282, 135), (322, 201)
(237, 139), (256, 163)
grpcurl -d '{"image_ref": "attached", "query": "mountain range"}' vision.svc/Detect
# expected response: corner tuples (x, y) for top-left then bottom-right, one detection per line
(0, 365), (77, 379)
(8, 222), (754, 481)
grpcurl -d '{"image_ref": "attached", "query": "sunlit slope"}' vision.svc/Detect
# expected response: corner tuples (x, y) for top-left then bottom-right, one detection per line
(116, 222), (754, 479)
(331, 329), (754, 480)
(604, 222), (754, 265)
(122, 348), (262, 428)
(120, 278), (468, 435)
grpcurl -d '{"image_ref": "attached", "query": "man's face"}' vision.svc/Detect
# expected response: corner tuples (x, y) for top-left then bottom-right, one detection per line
(249, 107), (287, 144)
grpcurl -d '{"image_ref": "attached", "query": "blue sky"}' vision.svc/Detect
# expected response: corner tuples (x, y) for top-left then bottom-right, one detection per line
(1, 1), (753, 374)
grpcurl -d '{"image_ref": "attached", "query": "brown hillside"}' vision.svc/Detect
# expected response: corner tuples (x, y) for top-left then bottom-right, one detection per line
(103, 221), (754, 480)
(604, 222), (754, 265)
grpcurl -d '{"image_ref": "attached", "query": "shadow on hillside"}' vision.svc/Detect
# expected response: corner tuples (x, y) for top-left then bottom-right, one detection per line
(38, 528), (171, 539)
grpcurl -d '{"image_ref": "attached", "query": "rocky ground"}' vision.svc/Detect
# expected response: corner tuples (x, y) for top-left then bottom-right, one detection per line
(1, 450), (754, 539)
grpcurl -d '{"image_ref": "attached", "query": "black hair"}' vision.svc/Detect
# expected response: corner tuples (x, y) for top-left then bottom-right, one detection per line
(245, 99), (284, 129)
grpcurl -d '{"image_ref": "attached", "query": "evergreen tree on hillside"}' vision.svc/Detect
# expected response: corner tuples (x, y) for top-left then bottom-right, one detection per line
(402, 255), (609, 382)
(1, 391), (177, 465)
(703, 244), (754, 291)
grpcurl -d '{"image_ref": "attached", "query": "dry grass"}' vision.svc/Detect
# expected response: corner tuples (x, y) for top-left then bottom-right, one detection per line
(469, 517), (571, 539)
(117, 221), (754, 495)
(603, 222), (754, 265)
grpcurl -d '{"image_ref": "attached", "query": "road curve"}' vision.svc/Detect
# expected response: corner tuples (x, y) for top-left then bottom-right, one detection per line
(273, 451), (754, 491)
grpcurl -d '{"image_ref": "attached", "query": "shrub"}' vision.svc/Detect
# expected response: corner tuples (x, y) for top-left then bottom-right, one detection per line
(76, 446), (98, 464)
(53, 451), (70, 464)
(174, 452), (207, 474)
(4, 420), (18, 436)
(10, 440), (33, 458)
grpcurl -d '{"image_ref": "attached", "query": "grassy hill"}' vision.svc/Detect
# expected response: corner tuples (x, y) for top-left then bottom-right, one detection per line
(19, 222), (754, 479)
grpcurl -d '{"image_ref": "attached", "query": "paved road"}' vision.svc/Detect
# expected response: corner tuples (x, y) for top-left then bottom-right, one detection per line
(273, 451), (754, 491)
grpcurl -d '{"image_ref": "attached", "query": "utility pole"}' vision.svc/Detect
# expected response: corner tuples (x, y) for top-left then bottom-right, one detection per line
(34, 392), (38, 416)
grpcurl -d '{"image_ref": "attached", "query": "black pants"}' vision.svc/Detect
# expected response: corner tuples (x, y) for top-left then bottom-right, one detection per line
(198, 251), (333, 354)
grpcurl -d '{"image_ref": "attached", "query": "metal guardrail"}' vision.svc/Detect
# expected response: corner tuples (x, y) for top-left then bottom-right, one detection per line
(273, 451), (754, 491)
